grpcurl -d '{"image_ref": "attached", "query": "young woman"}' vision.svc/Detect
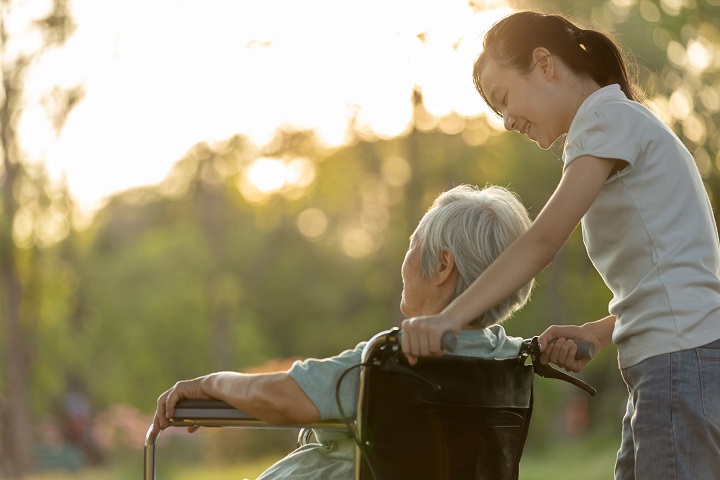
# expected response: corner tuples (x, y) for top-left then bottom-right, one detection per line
(400, 11), (720, 479)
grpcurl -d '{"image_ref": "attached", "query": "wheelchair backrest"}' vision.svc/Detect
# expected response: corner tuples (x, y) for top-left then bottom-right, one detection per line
(355, 337), (534, 480)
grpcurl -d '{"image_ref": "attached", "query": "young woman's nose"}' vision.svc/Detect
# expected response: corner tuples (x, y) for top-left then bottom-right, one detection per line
(503, 114), (516, 132)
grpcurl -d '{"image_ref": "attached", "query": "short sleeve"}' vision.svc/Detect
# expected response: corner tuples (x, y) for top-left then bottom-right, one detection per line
(288, 342), (366, 420)
(563, 104), (643, 170)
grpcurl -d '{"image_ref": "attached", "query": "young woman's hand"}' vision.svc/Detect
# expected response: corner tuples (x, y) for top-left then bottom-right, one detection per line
(400, 313), (461, 365)
(537, 326), (596, 373)
(538, 315), (615, 372)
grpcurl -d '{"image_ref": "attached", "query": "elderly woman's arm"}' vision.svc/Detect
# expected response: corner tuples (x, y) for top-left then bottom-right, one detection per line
(152, 371), (320, 434)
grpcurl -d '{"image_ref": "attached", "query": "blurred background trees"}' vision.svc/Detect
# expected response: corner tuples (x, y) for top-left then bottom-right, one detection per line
(1, 0), (719, 477)
(1, 0), (82, 476)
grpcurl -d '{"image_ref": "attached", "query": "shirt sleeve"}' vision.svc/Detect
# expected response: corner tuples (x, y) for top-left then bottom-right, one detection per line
(288, 342), (366, 421)
(563, 103), (643, 171)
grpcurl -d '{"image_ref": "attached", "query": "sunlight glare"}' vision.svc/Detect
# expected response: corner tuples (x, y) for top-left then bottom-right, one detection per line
(666, 40), (686, 68)
(17, 0), (514, 213)
(668, 88), (693, 120)
(682, 113), (706, 145)
(341, 227), (375, 258)
(297, 208), (329, 239)
(238, 156), (317, 203)
(245, 158), (287, 193)
(285, 158), (316, 189)
(699, 86), (720, 113)
(380, 156), (412, 187)
(686, 39), (712, 73)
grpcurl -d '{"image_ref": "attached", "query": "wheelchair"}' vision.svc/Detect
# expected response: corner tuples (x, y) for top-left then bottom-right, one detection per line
(144, 328), (595, 480)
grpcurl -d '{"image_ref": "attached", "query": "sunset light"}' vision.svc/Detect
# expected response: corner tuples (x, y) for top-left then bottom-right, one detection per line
(14, 0), (512, 213)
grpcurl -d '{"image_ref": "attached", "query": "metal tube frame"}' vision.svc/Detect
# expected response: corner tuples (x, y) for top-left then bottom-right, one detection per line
(144, 416), (348, 479)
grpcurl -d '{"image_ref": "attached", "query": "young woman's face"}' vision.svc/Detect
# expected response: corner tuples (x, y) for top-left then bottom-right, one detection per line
(480, 56), (568, 150)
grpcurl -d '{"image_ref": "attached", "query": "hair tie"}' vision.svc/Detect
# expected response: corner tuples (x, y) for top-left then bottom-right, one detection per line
(575, 28), (593, 54)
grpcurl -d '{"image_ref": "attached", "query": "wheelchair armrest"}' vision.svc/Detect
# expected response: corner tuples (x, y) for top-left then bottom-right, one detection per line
(171, 399), (256, 421)
(166, 398), (350, 429)
(145, 399), (351, 480)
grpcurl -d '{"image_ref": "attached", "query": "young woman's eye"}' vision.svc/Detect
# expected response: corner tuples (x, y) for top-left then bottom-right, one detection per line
(495, 95), (507, 118)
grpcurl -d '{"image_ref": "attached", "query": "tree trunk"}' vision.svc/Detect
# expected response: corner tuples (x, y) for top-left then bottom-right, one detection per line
(1, 269), (34, 477)
(0, 79), (33, 477)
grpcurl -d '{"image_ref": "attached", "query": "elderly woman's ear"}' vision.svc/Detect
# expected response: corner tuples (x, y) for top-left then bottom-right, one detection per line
(434, 250), (457, 286)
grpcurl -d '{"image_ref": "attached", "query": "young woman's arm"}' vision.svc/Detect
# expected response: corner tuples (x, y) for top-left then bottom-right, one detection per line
(152, 371), (320, 434)
(401, 155), (622, 364)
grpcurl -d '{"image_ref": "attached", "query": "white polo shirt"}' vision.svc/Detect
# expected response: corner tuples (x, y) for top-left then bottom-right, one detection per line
(564, 84), (720, 368)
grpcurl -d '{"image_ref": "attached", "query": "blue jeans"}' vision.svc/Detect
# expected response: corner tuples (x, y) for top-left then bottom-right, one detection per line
(615, 338), (720, 480)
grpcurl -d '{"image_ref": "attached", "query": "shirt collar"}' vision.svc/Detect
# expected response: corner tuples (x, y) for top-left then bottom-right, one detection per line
(576, 84), (626, 118)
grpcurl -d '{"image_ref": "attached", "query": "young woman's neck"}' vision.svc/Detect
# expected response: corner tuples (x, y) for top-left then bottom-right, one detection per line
(562, 74), (602, 132)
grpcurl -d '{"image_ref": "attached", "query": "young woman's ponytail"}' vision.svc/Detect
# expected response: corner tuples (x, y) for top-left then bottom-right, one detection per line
(573, 27), (641, 102)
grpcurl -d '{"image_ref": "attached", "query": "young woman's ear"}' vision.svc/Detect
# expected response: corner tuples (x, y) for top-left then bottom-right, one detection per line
(532, 47), (554, 78)
(435, 250), (457, 285)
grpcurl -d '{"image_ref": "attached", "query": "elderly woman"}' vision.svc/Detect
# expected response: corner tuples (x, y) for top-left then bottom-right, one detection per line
(152, 184), (534, 478)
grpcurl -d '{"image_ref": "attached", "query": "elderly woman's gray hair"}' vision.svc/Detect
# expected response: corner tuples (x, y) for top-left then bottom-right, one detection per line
(413, 184), (534, 327)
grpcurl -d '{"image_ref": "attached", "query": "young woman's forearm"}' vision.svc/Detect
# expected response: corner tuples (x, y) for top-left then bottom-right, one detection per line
(442, 216), (568, 327)
(443, 156), (616, 330)
(201, 372), (320, 424)
(583, 314), (616, 349)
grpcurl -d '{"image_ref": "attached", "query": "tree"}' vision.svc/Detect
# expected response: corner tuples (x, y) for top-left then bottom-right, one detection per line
(0, 0), (81, 476)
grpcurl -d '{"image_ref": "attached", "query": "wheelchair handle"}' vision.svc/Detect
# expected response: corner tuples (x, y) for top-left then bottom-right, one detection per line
(440, 331), (457, 352)
(547, 338), (595, 360)
(395, 330), (458, 352)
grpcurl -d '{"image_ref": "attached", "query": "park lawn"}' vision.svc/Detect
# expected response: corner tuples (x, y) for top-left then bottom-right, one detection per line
(520, 434), (617, 480)
(23, 435), (616, 480)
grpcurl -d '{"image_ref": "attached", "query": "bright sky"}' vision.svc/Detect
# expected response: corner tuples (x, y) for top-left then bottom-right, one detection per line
(15, 0), (511, 213)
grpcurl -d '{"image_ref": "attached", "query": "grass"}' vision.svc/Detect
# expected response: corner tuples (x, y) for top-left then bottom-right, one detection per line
(20, 437), (617, 480)
(520, 434), (617, 480)
(18, 454), (283, 480)
(163, 454), (283, 480)
(19, 417), (620, 480)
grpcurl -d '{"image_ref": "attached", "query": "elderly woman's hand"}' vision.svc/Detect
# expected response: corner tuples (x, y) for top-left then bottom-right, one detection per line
(152, 376), (212, 434)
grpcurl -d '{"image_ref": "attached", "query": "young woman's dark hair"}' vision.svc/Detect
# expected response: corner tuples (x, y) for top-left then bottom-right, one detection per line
(473, 11), (643, 117)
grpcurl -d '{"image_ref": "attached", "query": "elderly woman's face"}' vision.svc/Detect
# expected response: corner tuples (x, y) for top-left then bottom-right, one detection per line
(400, 236), (438, 317)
